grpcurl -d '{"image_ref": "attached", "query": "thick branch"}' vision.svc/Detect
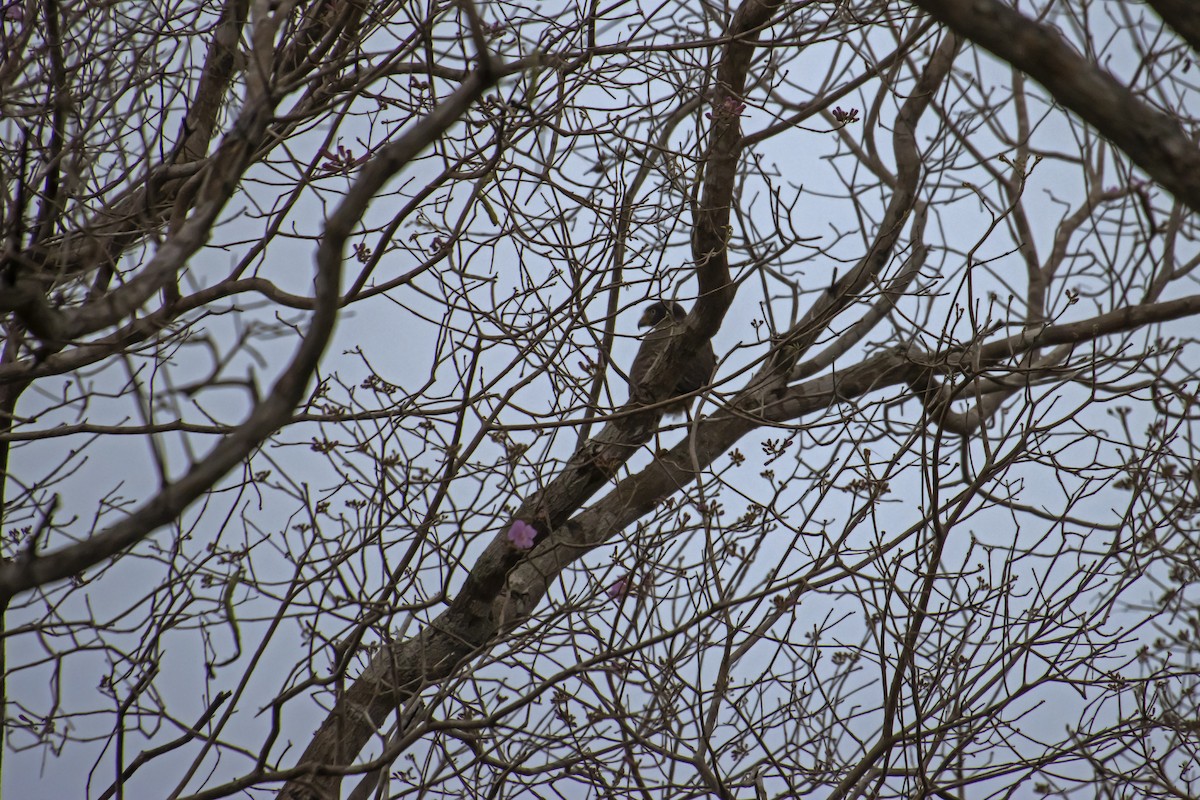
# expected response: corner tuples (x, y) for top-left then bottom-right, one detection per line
(691, 0), (785, 314)
(910, 0), (1200, 214)
(1145, 0), (1200, 55)
(982, 294), (1200, 359)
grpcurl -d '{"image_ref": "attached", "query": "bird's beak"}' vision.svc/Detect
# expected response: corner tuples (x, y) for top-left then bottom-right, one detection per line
(637, 308), (655, 328)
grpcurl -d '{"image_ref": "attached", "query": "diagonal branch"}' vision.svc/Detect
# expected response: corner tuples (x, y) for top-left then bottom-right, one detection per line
(278, 1), (790, 795)
(0, 24), (498, 601)
(762, 32), (959, 398)
(523, 291), (1200, 597)
(910, 0), (1200, 214)
(1144, 0), (1200, 55)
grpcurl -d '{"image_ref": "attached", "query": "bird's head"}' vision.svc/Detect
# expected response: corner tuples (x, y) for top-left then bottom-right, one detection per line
(637, 300), (688, 329)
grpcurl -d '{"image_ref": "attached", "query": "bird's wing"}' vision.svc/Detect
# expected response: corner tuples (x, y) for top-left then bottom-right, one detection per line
(676, 340), (716, 397)
(628, 323), (674, 399)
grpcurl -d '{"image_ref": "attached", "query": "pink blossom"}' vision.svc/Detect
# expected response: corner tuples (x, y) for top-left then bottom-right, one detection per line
(607, 576), (630, 600)
(831, 106), (860, 124)
(506, 520), (537, 550)
(705, 95), (747, 121)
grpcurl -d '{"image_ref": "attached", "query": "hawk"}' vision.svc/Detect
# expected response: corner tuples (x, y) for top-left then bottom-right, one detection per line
(628, 300), (716, 418)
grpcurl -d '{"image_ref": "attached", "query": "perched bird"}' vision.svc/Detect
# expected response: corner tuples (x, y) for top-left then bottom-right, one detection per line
(628, 300), (716, 418)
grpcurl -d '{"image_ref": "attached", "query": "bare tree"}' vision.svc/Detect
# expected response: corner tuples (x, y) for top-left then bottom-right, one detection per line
(3, 0), (1199, 798)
